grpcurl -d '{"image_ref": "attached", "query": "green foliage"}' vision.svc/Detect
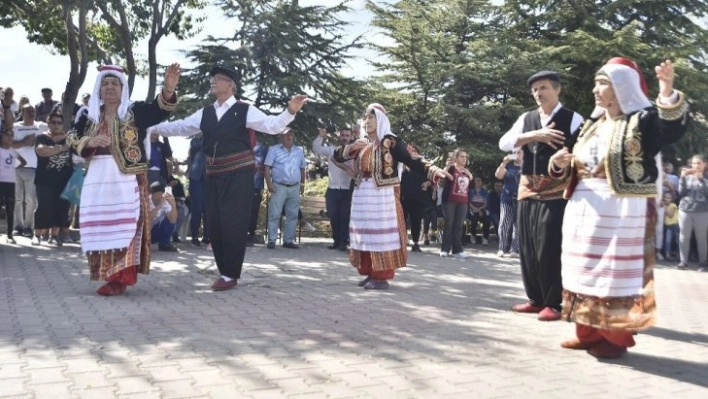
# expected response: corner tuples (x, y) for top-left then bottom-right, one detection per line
(176, 0), (367, 148)
(369, 0), (708, 185)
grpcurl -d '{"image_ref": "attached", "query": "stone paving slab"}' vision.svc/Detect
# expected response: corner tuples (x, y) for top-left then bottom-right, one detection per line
(0, 236), (707, 399)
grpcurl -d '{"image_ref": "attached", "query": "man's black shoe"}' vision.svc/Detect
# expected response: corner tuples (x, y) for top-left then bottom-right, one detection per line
(267, 242), (275, 249)
(158, 244), (179, 252)
(327, 243), (339, 250)
(338, 244), (348, 251)
(282, 242), (300, 249)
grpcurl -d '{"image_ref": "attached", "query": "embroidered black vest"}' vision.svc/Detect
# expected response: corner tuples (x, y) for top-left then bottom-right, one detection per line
(521, 107), (574, 176)
(200, 102), (250, 157)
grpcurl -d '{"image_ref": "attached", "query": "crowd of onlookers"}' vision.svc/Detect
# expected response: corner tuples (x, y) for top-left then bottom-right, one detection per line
(0, 85), (705, 272)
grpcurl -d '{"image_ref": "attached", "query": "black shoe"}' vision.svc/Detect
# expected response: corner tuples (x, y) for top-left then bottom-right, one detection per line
(282, 242), (300, 249)
(338, 244), (348, 251)
(158, 244), (179, 252)
(411, 244), (422, 252)
(327, 243), (339, 250)
(267, 242), (275, 249)
(191, 238), (200, 247)
(13, 226), (23, 236)
(23, 229), (33, 238)
(201, 239), (210, 246)
(424, 239), (430, 246)
(172, 233), (181, 243)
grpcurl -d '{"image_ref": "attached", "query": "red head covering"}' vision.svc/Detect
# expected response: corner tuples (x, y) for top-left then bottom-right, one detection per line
(605, 57), (649, 96)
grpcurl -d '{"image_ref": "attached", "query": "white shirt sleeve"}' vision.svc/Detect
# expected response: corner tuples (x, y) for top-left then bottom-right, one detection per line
(499, 113), (526, 152)
(570, 113), (584, 134)
(312, 136), (334, 157)
(246, 107), (295, 135)
(148, 109), (204, 137)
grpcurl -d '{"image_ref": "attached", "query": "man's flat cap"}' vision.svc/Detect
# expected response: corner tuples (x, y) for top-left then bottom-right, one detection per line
(210, 65), (240, 84)
(527, 71), (560, 87)
(41, 88), (52, 93)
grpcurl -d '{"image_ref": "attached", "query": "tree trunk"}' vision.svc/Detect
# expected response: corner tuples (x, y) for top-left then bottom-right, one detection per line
(61, 0), (89, 131)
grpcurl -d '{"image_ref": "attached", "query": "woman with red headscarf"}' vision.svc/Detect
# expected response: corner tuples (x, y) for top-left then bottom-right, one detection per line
(549, 58), (689, 358)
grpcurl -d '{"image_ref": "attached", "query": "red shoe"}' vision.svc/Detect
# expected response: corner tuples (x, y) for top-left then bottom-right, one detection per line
(511, 302), (544, 313)
(587, 341), (627, 359)
(537, 307), (561, 321)
(211, 277), (238, 291)
(97, 282), (127, 296)
(561, 338), (603, 350)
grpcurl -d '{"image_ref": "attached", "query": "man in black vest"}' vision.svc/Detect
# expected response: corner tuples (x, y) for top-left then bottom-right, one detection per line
(149, 65), (307, 291)
(498, 71), (583, 321)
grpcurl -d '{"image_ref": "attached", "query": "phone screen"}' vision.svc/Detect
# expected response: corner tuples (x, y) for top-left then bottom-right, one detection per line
(164, 186), (173, 195)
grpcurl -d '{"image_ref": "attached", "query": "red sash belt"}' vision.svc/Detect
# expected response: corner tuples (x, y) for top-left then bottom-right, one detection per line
(205, 151), (255, 177)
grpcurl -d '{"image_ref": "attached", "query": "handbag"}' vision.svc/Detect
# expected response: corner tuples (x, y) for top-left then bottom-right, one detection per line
(60, 166), (86, 205)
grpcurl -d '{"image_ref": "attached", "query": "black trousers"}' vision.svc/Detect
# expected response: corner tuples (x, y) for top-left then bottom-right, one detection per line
(205, 169), (253, 279)
(517, 198), (566, 310)
(35, 184), (71, 230)
(468, 212), (490, 241)
(0, 182), (15, 235)
(325, 188), (351, 245)
(401, 198), (424, 243)
(248, 190), (263, 237)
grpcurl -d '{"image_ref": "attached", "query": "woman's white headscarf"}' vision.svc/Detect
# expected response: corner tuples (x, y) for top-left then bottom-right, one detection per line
(365, 103), (395, 142)
(590, 57), (651, 119)
(86, 65), (133, 123)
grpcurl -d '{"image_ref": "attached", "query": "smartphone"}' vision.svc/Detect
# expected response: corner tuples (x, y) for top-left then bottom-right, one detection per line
(164, 186), (173, 196)
(508, 153), (518, 160)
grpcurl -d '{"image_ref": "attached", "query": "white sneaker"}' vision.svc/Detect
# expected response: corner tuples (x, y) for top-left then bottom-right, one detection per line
(452, 252), (469, 259)
(508, 252), (520, 258)
(482, 238), (488, 246)
(31, 236), (41, 246)
(439, 251), (449, 257)
(496, 250), (505, 257)
(303, 222), (317, 232)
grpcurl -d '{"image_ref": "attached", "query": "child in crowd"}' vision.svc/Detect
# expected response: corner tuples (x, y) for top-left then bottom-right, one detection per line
(0, 131), (26, 243)
(663, 191), (679, 260)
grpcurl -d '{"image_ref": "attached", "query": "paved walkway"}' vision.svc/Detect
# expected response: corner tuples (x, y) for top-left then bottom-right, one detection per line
(0, 237), (706, 398)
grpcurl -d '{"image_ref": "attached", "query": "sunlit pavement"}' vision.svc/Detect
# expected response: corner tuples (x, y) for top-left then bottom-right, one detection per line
(0, 236), (706, 398)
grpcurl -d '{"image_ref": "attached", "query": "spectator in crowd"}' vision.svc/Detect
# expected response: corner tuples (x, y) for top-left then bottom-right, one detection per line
(1, 130), (25, 243)
(677, 154), (708, 271)
(148, 182), (178, 252)
(333, 103), (448, 289)
(247, 140), (268, 247)
(13, 104), (45, 237)
(35, 88), (58, 123)
(421, 175), (438, 246)
(1, 88), (14, 131)
(186, 133), (209, 247)
(663, 162), (679, 198)
(550, 57), (686, 358)
(468, 177), (490, 246)
(51, 91), (82, 121)
(499, 70), (583, 322)
(33, 112), (73, 246)
(399, 144), (430, 252)
(312, 126), (354, 251)
(488, 181), (502, 238)
(495, 149), (523, 258)
(167, 176), (188, 243)
(264, 128), (307, 249)
(16, 95), (30, 121)
(440, 149), (473, 258)
(2, 87), (19, 119)
(66, 64), (179, 296)
(81, 93), (90, 106)
(663, 191), (679, 260)
(148, 132), (173, 185)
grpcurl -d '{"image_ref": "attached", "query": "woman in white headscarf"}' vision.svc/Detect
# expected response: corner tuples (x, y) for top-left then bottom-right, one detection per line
(334, 104), (450, 289)
(549, 58), (688, 358)
(66, 64), (180, 296)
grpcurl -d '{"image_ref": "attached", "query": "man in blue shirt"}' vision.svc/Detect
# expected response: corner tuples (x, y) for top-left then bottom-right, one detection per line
(264, 128), (307, 249)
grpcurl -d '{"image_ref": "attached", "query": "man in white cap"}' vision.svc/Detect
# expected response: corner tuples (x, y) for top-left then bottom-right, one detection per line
(149, 64), (308, 291)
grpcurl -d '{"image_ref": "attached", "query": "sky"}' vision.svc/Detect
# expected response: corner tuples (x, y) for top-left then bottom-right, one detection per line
(0, 0), (390, 158)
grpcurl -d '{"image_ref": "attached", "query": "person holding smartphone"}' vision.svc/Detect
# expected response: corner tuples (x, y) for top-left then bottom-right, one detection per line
(494, 148), (523, 257)
(148, 182), (178, 252)
(677, 154), (708, 271)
